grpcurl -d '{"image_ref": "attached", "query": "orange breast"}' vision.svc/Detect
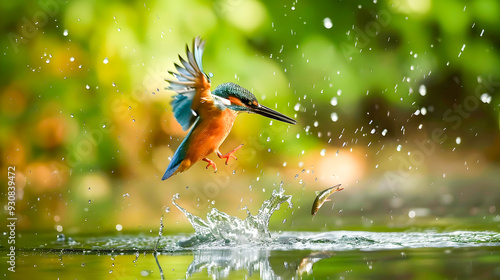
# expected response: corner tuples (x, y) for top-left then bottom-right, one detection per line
(177, 108), (238, 173)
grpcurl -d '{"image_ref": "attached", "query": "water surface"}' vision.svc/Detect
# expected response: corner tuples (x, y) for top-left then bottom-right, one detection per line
(6, 230), (500, 279)
(4, 187), (500, 279)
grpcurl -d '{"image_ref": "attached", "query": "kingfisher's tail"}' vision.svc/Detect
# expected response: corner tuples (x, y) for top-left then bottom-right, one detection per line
(162, 146), (184, 180)
(161, 120), (197, 180)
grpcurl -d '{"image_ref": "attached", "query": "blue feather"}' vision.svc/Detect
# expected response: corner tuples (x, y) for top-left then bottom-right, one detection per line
(162, 121), (197, 180)
(194, 36), (205, 72)
(171, 90), (197, 130)
(162, 37), (209, 180)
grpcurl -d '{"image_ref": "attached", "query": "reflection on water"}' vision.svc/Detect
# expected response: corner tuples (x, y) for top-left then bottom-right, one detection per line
(184, 249), (274, 279)
(154, 248), (331, 279)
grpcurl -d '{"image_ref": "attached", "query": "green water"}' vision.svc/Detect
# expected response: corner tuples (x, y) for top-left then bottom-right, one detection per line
(2, 230), (500, 279)
(3, 187), (500, 279)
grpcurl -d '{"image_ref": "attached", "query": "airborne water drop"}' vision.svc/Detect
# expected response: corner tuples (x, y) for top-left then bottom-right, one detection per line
(331, 112), (338, 122)
(419, 85), (427, 96)
(323, 17), (333, 29)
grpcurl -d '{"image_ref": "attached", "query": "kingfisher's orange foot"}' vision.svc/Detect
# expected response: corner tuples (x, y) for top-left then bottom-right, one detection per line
(202, 158), (217, 172)
(218, 144), (243, 165)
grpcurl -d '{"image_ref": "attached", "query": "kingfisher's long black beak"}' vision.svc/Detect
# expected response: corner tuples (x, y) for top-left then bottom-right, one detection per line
(249, 104), (297, 125)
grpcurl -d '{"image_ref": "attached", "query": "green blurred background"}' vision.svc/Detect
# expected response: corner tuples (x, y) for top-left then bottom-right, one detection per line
(1, 0), (499, 235)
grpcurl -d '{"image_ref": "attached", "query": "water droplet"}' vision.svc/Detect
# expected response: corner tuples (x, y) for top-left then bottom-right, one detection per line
(86, 85), (90, 90)
(381, 129), (388, 136)
(370, 128), (376, 134)
(330, 112), (338, 122)
(397, 145), (402, 151)
(294, 103), (301, 111)
(320, 149), (326, 156)
(165, 207), (170, 213)
(69, 57), (74, 62)
(115, 224), (123, 231)
(408, 210), (416, 218)
(63, 29), (68, 36)
(103, 57), (109, 64)
(45, 58), (50, 63)
(456, 137), (461, 145)
(480, 93), (491, 104)
(419, 85), (426, 96)
(330, 97), (337, 106)
(323, 17), (333, 29)
(122, 193), (130, 197)
(56, 234), (65, 241)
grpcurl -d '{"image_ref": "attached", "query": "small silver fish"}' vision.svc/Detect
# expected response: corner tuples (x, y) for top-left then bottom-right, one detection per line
(311, 184), (344, 216)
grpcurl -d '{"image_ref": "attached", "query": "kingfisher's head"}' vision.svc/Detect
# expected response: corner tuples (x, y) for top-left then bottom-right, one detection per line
(213, 82), (297, 125)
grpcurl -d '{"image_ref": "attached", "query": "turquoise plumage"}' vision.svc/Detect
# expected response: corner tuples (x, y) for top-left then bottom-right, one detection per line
(162, 36), (296, 180)
(162, 120), (198, 180)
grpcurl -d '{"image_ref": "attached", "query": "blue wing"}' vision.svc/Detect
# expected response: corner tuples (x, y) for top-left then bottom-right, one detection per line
(162, 120), (198, 180)
(171, 90), (197, 131)
(167, 36), (208, 131)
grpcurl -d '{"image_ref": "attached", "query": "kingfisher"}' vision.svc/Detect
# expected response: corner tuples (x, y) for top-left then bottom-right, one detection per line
(162, 36), (297, 180)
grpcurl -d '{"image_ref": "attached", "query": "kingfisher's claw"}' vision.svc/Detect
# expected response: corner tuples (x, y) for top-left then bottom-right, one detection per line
(202, 158), (217, 172)
(219, 144), (243, 165)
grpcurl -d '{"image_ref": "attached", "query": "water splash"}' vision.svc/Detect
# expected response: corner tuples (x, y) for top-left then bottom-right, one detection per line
(24, 230), (500, 280)
(172, 183), (293, 246)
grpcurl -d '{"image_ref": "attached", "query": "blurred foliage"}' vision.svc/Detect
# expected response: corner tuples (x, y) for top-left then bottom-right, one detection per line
(0, 0), (499, 234)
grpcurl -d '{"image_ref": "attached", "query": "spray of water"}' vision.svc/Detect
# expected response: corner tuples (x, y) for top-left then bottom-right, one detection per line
(172, 182), (293, 246)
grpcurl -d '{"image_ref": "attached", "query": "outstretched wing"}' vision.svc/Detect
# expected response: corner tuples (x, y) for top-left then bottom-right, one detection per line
(166, 36), (213, 131)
